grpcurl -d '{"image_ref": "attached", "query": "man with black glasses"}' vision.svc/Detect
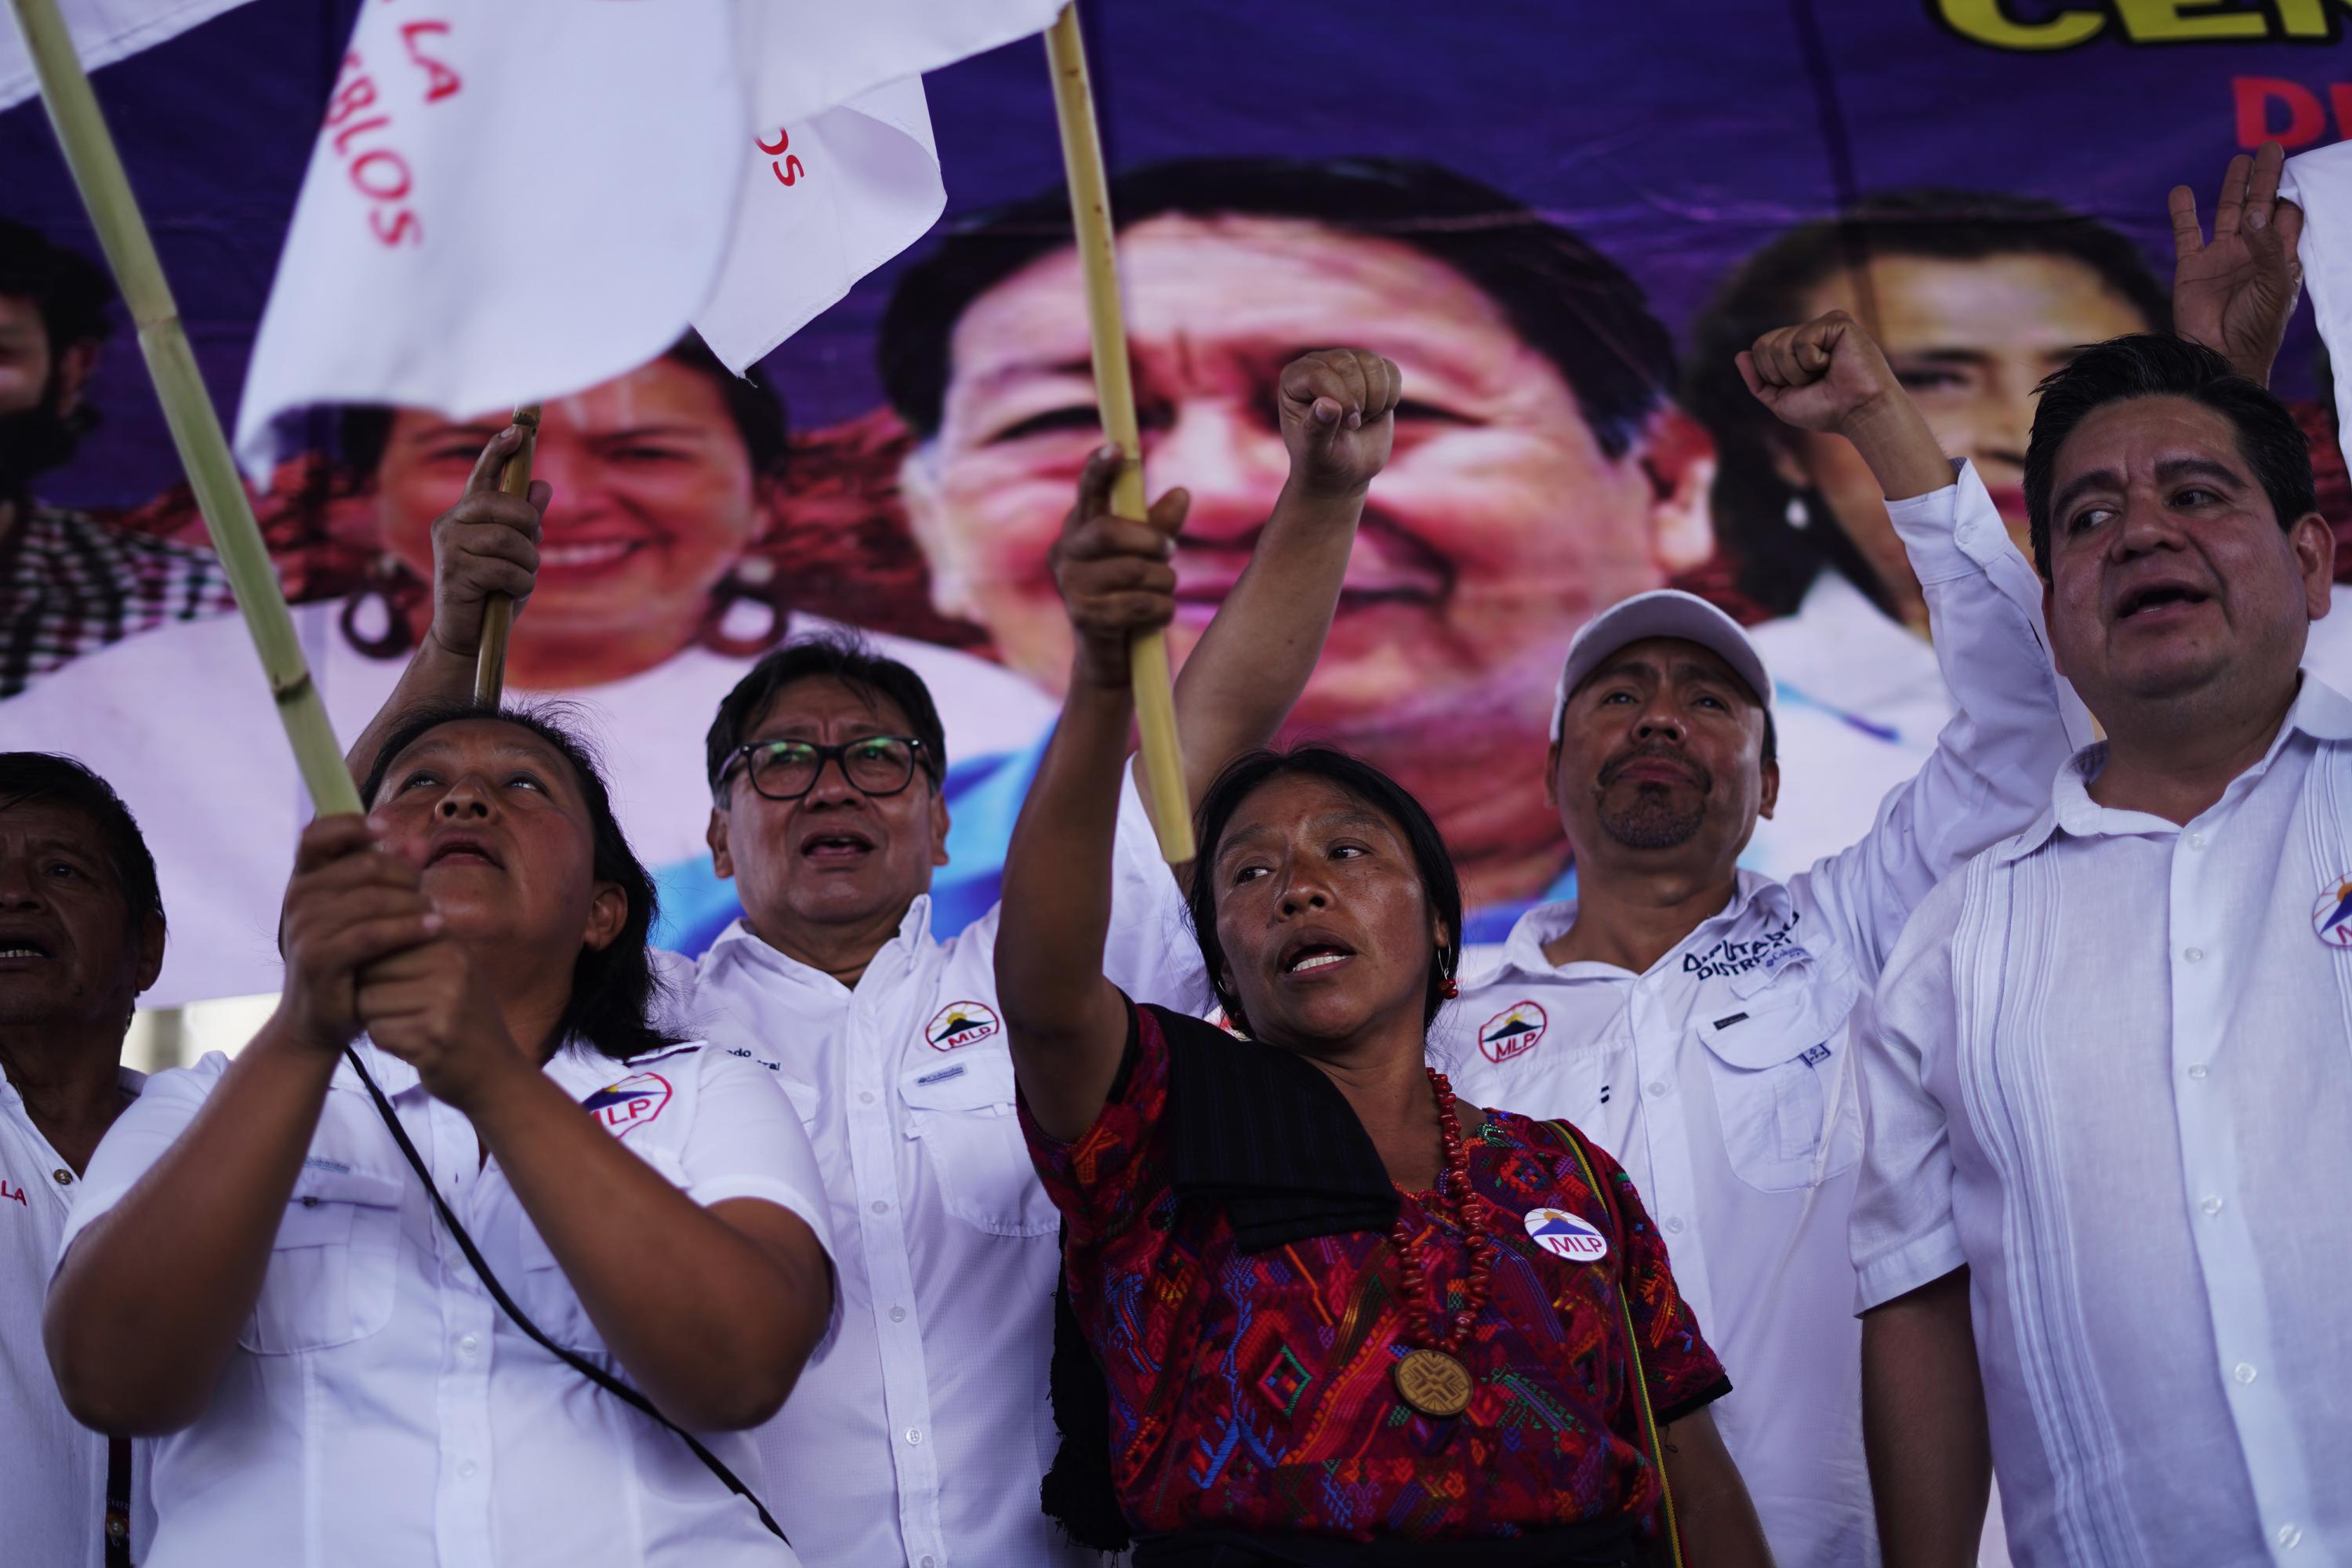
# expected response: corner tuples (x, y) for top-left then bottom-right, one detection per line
(384, 349), (1406, 1567)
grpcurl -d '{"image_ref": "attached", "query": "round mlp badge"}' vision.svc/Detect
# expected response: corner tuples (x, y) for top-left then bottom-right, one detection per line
(2315, 875), (2352, 949)
(1523, 1207), (1609, 1263)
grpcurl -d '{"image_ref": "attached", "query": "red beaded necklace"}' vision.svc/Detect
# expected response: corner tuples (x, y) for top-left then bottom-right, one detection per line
(1388, 1068), (1497, 1418)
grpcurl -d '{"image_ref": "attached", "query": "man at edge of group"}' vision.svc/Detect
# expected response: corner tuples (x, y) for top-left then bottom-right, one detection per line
(0, 753), (163, 1566)
(1430, 148), (2312, 1568)
(1855, 180), (2352, 1562)
(379, 350), (1408, 1566)
(1431, 296), (2084, 1568)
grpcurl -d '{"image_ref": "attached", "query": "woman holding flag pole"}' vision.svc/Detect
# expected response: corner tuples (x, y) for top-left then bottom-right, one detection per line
(45, 694), (840, 1566)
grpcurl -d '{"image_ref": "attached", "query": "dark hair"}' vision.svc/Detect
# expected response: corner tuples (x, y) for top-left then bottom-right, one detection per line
(360, 702), (676, 1062)
(0, 219), (116, 355)
(1686, 190), (2171, 615)
(880, 154), (1676, 460)
(0, 752), (163, 938)
(335, 332), (789, 480)
(0, 220), (117, 471)
(1186, 746), (1462, 1037)
(2024, 333), (2318, 583)
(704, 631), (947, 797)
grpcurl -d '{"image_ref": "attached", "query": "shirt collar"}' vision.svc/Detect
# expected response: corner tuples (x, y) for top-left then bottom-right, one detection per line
(2003, 673), (2352, 861)
(1495, 867), (1793, 978)
(703, 893), (936, 993)
(0, 1056), (147, 1111)
(349, 1035), (690, 1105)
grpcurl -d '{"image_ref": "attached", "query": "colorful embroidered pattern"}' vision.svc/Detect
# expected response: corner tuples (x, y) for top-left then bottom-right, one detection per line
(1022, 1004), (1726, 1542)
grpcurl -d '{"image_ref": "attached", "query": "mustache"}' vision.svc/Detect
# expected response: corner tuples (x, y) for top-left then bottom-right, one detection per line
(1598, 743), (1712, 792)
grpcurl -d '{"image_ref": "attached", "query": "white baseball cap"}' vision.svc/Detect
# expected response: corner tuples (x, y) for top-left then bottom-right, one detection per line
(1549, 589), (1775, 743)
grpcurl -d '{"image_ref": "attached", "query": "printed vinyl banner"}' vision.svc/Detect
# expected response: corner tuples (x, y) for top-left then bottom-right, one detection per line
(5, 0), (2352, 1004)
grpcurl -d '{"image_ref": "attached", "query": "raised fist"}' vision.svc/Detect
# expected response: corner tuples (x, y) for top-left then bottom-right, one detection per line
(1738, 310), (1904, 437)
(1278, 349), (1403, 498)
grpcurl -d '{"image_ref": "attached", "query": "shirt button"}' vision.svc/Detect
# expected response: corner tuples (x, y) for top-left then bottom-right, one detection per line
(458, 1460), (477, 1479)
(2278, 1523), (2303, 1549)
(2187, 832), (2206, 851)
(890, 1306), (907, 1323)
(51, 1167), (71, 1185)
(2187, 1063), (2209, 1080)
(905, 1427), (923, 1446)
(871, 1200), (889, 1214)
(2201, 1196), (2224, 1218)
(1665, 1217), (1686, 1235)
(2234, 1361), (2258, 1385)
(922, 1559), (936, 1568)
(2183, 947), (2205, 964)
(1645, 1080), (1670, 1098)
(459, 1334), (480, 1356)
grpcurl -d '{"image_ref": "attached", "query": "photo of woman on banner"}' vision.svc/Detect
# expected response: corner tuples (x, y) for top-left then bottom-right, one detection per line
(1686, 153), (2352, 868)
(877, 154), (1720, 941)
(2, 339), (1053, 1002)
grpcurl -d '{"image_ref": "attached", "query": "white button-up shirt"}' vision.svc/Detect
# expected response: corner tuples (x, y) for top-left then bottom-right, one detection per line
(5, 1063), (152, 1568)
(1437, 463), (2082, 1568)
(659, 779), (1210, 1568)
(1857, 674), (2352, 1567)
(57, 1038), (833, 1568)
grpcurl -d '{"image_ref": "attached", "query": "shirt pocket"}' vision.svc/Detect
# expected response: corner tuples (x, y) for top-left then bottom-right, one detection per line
(514, 1142), (694, 1354)
(898, 1051), (1061, 1238)
(1691, 950), (1863, 1193)
(238, 1164), (404, 1355)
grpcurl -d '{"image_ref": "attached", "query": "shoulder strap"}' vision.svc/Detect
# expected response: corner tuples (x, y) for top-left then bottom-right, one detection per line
(1547, 1120), (1682, 1568)
(344, 1045), (787, 1544)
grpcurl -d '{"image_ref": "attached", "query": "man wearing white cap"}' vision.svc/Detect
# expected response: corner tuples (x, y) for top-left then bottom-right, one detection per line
(1435, 309), (2089, 1567)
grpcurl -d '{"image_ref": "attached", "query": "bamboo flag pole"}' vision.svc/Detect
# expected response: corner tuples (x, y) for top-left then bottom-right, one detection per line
(471, 403), (541, 705)
(7, 0), (362, 818)
(1044, 3), (1195, 866)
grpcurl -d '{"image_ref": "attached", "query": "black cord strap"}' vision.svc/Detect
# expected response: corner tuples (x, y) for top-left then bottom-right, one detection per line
(343, 1045), (787, 1544)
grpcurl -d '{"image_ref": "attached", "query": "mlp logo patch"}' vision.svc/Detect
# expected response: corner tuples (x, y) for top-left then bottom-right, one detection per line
(583, 1073), (673, 1137)
(2316, 875), (2352, 949)
(1523, 1207), (1609, 1262)
(1479, 1001), (1547, 1064)
(926, 1000), (1000, 1051)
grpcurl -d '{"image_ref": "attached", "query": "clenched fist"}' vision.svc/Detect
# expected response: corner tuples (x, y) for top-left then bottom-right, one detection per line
(1051, 445), (1183, 691)
(1279, 348), (1403, 498)
(423, 424), (551, 660)
(1738, 310), (1906, 438)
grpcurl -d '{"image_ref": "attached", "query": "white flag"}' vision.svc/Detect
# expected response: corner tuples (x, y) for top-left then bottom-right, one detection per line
(695, 74), (943, 372)
(0, 0), (254, 111)
(2281, 142), (2352, 439)
(236, 0), (1066, 467)
(744, 0), (1065, 128)
(234, 0), (744, 470)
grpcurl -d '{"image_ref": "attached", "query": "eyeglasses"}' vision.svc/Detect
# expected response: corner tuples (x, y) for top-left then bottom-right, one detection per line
(717, 735), (931, 802)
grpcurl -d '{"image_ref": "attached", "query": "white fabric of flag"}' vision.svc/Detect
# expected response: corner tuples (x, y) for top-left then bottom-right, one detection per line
(696, 75), (943, 372)
(0, 0), (253, 111)
(2281, 143), (2352, 442)
(234, 0), (1065, 474)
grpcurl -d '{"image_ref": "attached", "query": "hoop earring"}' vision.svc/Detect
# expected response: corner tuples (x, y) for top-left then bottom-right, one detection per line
(1784, 495), (1811, 532)
(697, 554), (791, 659)
(339, 554), (420, 659)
